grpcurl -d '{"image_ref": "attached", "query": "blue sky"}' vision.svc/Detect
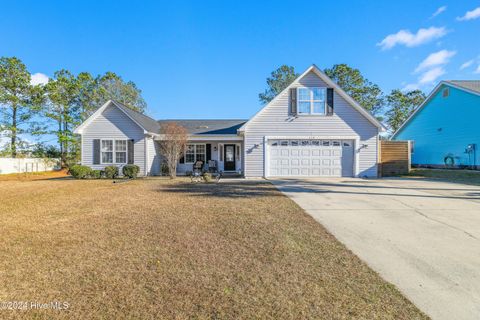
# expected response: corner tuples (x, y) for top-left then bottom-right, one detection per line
(1, 0), (479, 125)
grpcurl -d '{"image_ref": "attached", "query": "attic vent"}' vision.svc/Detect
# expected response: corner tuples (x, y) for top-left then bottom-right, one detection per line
(197, 125), (209, 129)
(442, 87), (449, 98)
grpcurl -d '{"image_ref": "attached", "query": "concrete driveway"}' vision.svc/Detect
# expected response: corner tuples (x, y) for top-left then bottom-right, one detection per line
(271, 177), (480, 320)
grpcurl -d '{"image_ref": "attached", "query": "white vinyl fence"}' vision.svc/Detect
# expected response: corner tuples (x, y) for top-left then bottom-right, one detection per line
(0, 158), (61, 175)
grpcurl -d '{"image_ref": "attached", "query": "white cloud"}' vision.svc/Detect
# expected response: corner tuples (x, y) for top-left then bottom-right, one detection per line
(419, 67), (445, 84)
(460, 59), (474, 70)
(30, 73), (49, 86)
(474, 65), (480, 74)
(377, 26), (447, 50)
(431, 6), (447, 18)
(414, 50), (456, 73)
(457, 7), (480, 21)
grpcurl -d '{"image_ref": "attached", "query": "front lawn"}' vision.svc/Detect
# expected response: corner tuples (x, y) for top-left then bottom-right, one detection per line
(0, 177), (427, 319)
(406, 168), (480, 186)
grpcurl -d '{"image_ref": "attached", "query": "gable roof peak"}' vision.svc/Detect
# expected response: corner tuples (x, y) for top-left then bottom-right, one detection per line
(239, 64), (384, 131)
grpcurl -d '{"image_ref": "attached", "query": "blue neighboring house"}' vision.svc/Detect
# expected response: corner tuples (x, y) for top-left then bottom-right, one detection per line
(392, 81), (480, 169)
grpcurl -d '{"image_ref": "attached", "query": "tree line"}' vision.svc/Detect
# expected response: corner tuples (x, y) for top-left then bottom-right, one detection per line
(258, 65), (426, 133)
(1, 59), (425, 164)
(0, 56), (146, 165)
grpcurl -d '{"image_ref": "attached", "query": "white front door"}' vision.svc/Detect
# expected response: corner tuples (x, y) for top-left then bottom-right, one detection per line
(268, 139), (354, 177)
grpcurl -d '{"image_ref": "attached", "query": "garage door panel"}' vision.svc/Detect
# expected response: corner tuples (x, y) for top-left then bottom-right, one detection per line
(269, 139), (354, 177)
(322, 168), (332, 176)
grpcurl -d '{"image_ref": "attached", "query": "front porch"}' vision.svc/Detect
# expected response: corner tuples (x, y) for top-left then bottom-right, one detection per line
(176, 139), (244, 176)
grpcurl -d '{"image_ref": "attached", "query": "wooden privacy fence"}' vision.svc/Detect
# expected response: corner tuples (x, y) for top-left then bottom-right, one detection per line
(378, 141), (411, 177)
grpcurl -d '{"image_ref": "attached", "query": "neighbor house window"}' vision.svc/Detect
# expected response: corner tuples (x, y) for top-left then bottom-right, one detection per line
(297, 87), (326, 115)
(185, 144), (206, 163)
(442, 88), (449, 98)
(101, 139), (128, 164)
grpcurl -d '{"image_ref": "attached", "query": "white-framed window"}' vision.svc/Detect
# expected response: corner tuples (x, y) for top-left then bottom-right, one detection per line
(297, 87), (326, 115)
(101, 139), (128, 164)
(115, 140), (127, 163)
(184, 144), (206, 164)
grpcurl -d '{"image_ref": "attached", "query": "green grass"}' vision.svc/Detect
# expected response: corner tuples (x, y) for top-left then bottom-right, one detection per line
(406, 168), (480, 186)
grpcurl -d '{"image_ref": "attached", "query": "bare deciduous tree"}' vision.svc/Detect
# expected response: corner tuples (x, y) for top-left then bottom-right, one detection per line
(158, 122), (188, 179)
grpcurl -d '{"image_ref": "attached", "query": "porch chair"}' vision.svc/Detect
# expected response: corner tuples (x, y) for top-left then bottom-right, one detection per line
(207, 160), (222, 182)
(191, 160), (204, 183)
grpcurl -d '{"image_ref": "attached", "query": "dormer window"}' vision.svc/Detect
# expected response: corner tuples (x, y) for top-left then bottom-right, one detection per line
(297, 87), (326, 115)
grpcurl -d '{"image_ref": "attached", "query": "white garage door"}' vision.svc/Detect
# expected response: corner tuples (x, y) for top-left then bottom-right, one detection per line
(268, 139), (354, 177)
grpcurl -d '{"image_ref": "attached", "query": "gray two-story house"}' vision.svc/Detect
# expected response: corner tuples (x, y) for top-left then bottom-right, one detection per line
(74, 65), (384, 178)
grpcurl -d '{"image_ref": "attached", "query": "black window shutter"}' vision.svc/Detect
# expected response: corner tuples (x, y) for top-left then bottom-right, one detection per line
(179, 150), (184, 163)
(290, 88), (297, 115)
(326, 88), (334, 116)
(128, 139), (134, 164)
(206, 144), (211, 161)
(93, 139), (100, 164)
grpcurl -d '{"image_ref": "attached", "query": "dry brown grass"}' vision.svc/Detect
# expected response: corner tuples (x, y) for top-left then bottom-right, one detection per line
(0, 178), (428, 319)
(0, 170), (69, 181)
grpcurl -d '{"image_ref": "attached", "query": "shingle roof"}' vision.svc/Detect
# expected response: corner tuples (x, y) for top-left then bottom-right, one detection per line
(111, 101), (246, 135)
(111, 100), (161, 133)
(446, 80), (480, 94)
(157, 119), (247, 135)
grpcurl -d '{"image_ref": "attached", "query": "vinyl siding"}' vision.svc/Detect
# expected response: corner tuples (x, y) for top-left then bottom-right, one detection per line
(176, 141), (243, 175)
(243, 71), (379, 177)
(394, 85), (480, 166)
(81, 104), (147, 175)
(146, 137), (161, 175)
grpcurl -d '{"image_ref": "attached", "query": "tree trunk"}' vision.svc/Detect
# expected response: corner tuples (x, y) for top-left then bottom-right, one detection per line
(58, 119), (65, 167)
(11, 105), (17, 158)
(64, 118), (68, 163)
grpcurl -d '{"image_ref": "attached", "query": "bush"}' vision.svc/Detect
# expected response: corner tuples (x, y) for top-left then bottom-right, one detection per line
(90, 170), (103, 179)
(161, 163), (169, 176)
(104, 165), (119, 179)
(122, 164), (140, 179)
(69, 165), (92, 179)
(203, 172), (212, 183)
